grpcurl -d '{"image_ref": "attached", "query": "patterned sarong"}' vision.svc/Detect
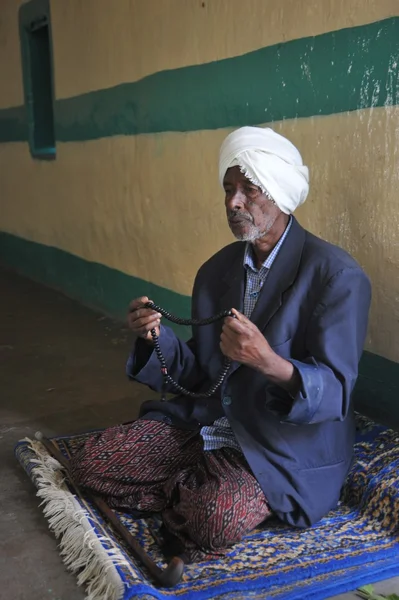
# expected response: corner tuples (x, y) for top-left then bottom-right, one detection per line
(70, 419), (271, 562)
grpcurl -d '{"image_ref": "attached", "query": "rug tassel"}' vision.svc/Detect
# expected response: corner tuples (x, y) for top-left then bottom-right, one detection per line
(23, 439), (128, 600)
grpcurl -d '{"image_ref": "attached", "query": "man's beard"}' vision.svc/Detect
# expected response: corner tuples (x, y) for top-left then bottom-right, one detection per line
(227, 212), (277, 242)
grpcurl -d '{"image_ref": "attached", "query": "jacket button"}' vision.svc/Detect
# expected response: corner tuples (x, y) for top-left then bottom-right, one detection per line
(222, 396), (232, 406)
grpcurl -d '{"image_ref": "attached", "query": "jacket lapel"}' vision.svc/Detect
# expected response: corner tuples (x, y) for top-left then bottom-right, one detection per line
(219, 246), (246, 314)
(204, 245), (245, 380)
(249, 217), (306, 333)
(217, 218), (306, 381)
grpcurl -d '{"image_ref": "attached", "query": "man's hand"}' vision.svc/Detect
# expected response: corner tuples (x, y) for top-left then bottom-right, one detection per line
(220, 309), (272, 369)
(128, 296), (161, 342)
(220, 308), (300, 394)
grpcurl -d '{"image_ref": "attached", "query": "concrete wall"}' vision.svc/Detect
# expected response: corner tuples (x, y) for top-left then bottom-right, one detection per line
(1, 0), (399, 366)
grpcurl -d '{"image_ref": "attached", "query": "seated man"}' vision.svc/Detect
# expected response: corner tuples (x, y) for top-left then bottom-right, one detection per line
(71, 126), (371, 563)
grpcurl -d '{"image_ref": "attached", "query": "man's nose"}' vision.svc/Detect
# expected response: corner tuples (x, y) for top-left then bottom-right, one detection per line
(225, 189), (245, 212)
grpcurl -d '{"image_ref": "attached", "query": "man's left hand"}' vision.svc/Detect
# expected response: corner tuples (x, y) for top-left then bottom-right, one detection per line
(220, 308), (300, 394)
(220, 308), (273, 370)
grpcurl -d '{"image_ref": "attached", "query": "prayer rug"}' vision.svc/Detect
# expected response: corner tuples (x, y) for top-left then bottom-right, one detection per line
(15, 414), (399, 600)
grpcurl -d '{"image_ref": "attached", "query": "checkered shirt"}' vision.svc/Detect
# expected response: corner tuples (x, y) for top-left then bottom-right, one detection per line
(200, 218), (293, 452)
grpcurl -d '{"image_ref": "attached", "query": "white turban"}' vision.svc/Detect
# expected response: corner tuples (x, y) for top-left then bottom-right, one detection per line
(219, 126), (309, 215)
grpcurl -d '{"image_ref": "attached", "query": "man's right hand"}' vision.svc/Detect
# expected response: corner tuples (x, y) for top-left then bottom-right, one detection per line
(127, 296), (162, 342)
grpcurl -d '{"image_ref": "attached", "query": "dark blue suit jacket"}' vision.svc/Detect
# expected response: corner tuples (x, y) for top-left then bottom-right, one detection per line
(128, 217), (371, 528)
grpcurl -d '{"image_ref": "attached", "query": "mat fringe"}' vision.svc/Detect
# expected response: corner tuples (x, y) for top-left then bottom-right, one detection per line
(24, 439), (129, 600)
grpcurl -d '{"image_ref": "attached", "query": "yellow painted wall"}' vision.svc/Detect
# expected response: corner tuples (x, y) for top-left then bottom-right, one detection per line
(53, 0), (398, 99)
(1, 106), (399, 360)
(0, 0), (25, 108)
(1, 0), (399, 363)
(1, 0), (397, 107)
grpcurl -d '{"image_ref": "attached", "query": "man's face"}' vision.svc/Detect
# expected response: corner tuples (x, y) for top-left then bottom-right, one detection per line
(223, 166), (281, 242)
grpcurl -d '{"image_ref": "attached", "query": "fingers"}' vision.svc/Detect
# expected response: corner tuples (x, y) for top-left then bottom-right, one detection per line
(129, 313), (161, 336)
(219, 332), (230, 353)
(223, 308), (253, 332)
(129, 296), (151, 312)
(220, 308), (257, 357)
(221, 324), (238, 345)
(127, 296), (161, 338)
(128, 297), (160, 321)
(230, 308), (247, 321)
(220, 332), (239, 360)
(220, 339), (228, 357)
(129, 307), (161, 323)
(220, 323), (240, 357)
(223, 316), (246, 336)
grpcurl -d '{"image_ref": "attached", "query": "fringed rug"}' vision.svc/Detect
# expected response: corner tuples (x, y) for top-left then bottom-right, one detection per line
(15, 414), (399, 600)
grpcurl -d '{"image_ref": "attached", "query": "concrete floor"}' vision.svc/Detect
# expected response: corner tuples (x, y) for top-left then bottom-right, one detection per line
(0, 267), (398, 600)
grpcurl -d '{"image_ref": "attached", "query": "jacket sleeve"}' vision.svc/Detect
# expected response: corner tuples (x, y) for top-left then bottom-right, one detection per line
(266, 267), (371, 424)
(126, 324), (206, 393)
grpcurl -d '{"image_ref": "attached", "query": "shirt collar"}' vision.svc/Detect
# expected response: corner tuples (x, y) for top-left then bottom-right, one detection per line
(243, 216), (293, 273)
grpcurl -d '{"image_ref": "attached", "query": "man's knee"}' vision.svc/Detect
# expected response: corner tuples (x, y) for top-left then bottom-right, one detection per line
(185, 495), (270, 551)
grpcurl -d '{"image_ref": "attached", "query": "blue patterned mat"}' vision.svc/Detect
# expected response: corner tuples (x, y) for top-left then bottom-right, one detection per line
(15, 415), (399, 600)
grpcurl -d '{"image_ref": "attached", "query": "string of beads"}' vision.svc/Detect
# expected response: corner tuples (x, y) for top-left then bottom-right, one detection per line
(145, 301), (233, 399)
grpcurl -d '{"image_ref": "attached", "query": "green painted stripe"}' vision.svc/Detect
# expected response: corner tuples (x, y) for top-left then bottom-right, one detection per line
(0, 231), (191, 337)
(1, 230), (399, 424)
(1, 18), (398, 144)
(0, 106), (27, 143)
(353, 352), (399, 428)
